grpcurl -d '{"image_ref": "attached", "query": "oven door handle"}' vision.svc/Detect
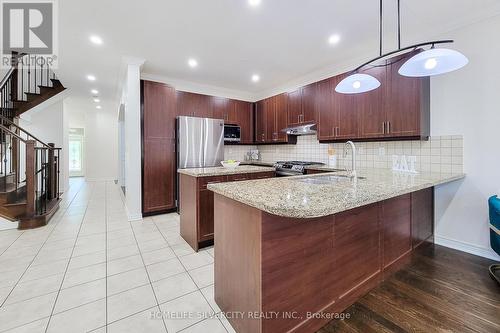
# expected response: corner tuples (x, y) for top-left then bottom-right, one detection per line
(275, 170), (301, 177)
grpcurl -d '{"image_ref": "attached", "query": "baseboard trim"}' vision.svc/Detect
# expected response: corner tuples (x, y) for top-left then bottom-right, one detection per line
(126, 211), (143, 222)
(435, 235), (500, 261)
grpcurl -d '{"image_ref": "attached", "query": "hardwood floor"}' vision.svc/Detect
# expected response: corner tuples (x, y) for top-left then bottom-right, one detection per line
(318, 243), (500, 333)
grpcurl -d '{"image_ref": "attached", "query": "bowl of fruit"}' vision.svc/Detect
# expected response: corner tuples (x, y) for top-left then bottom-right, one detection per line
(221, 160), (241, 168)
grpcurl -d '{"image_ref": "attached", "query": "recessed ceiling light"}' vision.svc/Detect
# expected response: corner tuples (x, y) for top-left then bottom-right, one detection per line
(89, 35), (103, 45)
(93, 98), (100, 103)
(91, 89), (99, 95)
(251, 74), (260, 83)
(96, 105), (102, 109)
(87, 75), (96, 81)
(328, 34), (341, 45)
(248, 0), (261, 7)
(188, 58), (198, 68)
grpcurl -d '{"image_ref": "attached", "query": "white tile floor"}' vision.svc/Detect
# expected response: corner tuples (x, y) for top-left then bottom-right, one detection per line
(0, 178), (235, 333)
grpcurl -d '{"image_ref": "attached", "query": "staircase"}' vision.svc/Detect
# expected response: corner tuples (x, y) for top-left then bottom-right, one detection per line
(0, 52), (65, 229)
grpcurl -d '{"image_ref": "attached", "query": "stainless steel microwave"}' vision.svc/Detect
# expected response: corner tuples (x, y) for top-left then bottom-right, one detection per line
(224, 124), (241, 142)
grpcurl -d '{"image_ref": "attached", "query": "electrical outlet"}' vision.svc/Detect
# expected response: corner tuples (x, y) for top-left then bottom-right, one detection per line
(378, 147), (385, 156)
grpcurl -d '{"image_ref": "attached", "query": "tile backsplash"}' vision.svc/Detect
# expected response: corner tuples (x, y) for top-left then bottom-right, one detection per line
(224, 135), (463, 174)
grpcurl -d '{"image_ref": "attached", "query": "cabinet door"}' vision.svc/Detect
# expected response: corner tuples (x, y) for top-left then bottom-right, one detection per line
(385, 52), (426, 137)
(275, 93), (289, 142)
(332, 203), (381, 299)
(235, 100), (253, 144)
(287, 88), (302, 126)
(333, 75), (358, 139)
(198, 189), (215, 241)
(255, 100), (266, 143)
(316, 78), (336, 140)
(211, 96), (226, 120)
(382, 194), (412, 268)
(142, 81), (176, 213)
(357, 66), (387, 138)
(225, 99), (238, 124)
(177, 91), (212, 118)
(265, 97), (277, 143)
(301, 83), (317, 124)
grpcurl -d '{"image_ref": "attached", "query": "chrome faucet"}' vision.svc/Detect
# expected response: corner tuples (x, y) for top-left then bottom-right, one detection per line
(343, 141), (357, 178)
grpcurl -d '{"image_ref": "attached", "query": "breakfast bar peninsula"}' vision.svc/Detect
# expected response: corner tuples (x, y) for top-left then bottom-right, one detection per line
(208, 169), (464, 333)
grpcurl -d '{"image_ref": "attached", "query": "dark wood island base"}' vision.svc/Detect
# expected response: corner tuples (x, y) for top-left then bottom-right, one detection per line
(214, 188), (434, 333)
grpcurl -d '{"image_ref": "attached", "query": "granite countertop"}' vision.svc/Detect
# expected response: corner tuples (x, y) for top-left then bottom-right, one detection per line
(178, 165), (275, 177)
(208, 168), (465, 219)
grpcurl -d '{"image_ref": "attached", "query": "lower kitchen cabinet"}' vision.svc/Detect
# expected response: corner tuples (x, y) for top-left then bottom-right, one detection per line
(179, 171), (275, 251)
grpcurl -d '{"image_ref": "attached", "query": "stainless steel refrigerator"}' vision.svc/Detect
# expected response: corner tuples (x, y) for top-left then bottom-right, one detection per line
(176, 116), (224, 168)
(176, 116), (224, 208)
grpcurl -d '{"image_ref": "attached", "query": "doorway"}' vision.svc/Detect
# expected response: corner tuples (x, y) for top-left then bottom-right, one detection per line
(69, 128), (85, 177)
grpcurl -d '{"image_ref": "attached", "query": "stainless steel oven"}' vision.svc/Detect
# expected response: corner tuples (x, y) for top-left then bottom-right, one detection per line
(224, 124), (241, 143)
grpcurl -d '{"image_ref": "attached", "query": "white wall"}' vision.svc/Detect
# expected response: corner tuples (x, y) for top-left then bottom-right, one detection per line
(431, 15), (500, 260)
(20, 99), (69, 192)
(84, 110), (118, 181)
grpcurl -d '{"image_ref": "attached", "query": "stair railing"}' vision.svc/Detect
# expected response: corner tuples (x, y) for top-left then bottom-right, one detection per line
(0, 52), (58, 121)
(0, 123), (60, 217)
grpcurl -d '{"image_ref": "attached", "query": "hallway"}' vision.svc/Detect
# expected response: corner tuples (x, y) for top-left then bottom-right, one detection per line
(0, 179), (228, 332)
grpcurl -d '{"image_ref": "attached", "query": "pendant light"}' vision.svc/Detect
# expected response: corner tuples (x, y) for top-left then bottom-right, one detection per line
(335, 0), (384, 94)
(398, 47), (469, 77)
(335, 0), (468, 94)
(335, 73), (381, 94)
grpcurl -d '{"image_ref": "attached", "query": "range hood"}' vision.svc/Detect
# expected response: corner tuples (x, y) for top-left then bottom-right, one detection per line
(281, 123), (317, 136)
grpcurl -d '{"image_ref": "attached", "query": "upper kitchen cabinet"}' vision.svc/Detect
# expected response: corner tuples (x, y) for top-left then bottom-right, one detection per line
(212, 97), (238, 123)
(357, 65), (388, 139)
(234, 100), (253, 144)
(287, 88), (302, 126)
(317, 76), (357, 141)
(255, 94), (294, 144)
(176, 91), (213, 118)
(385, 52), (430, 139)
(287, 84), (317, 126)
(315, 52), (430, 142)
(357, 53), (430, 140)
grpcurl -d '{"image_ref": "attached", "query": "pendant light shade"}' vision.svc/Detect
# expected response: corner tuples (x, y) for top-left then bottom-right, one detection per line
(398, 48), (468, 77)
(335, 73), (381, 94)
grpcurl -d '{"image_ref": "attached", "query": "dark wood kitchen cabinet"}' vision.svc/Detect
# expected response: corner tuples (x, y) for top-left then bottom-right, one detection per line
(212, 96), (237, 123)
(315, 52), (429, 142)
(234, 100), (254, 144)
(180, 171), (275, 251)
(255, 94), (294, 144)
(141, 80), (177, 215)
(287, 84), (316, 126)
(385, 52), (430, 138)
(357, 65), (388, 139)
(255, 100), (266, 143)
(176, 91), (213, 118)
(317, 76), (358, 140)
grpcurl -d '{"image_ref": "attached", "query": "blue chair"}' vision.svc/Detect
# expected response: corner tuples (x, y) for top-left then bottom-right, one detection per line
(488, 195), (500, 285)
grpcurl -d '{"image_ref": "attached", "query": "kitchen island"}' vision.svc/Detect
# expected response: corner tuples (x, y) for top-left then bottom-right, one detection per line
(178, 165), (275, 251)
(208, 169), (465, 333)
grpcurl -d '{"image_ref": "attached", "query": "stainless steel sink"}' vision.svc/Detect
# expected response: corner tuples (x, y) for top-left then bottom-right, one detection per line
(295, 174), (366, 185)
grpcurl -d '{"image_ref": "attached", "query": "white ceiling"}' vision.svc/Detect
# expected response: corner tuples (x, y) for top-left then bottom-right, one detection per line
(58, 0), (500, 114)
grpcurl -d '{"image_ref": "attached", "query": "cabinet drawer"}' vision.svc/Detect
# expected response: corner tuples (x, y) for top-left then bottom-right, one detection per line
(250, 171), (275, 179)
(198, 176), (226, 189)
(227, 174), (251, 182)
